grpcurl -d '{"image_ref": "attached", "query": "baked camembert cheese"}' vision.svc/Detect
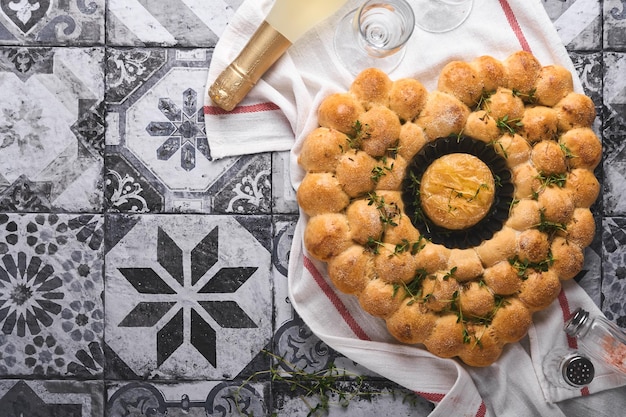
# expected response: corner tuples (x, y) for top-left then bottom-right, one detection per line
(296, 51), (600, 367)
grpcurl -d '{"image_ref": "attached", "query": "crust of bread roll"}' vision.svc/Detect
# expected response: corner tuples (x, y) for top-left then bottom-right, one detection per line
(537, 185), (575, 224)
(423, 314), (467, 358)
(298, 127), (350, 172)
(534, 64), (574, 107)
(531, 140), (568, 175)
(551, 236), (584, 280)
(304, 213), (352, 261)
(559, 207), (596, 248)
(475, 226), (518, 267)
(447, 248), (484, 282)
(555, 93), (596, 131)
(564, 168), (600, 208)
(389, 78), (428, 122)
(350, 68), (392, 109)
(297, 172), (350, 216)
(359, 105), (402, 157)
(518, 269), (562, 311)
(517, 229), (550, 263)
(520, 106), (559, 143)
(327, 245), (374, 294)
(415, 91), (470, 141)
(504, 51), (542, 96)
(494, 133), (532, 168)
(358, 278), (404, 318)
(560, 127), (602, 170)
(335, 150), (378, 197)
(470, 55), (508, 93)
(460, 281), (496, 319)
(459, 326), (503, 367)
(489, 297), (532, 343)
(386, 302), (438, 344)
(482, 260), (522, 296)
(464, 110), (501, 143)
(437, 60), (484, 107)
(318, 93), (365, 134)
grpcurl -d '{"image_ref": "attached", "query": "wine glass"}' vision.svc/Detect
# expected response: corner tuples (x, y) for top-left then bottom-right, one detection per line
(412, 0), (474, 33)
(334, 0), (415, 76)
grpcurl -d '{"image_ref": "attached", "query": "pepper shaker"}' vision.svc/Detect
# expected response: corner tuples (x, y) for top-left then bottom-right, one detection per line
(542, 348), (595, 389)
(564, 308), (626, 375)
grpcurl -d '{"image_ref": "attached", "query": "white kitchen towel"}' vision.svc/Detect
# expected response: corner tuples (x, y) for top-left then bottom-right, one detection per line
(204, 0), (626, 415)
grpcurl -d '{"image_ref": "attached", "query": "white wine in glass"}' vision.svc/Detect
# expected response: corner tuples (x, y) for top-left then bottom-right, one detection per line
(334, 0), (416, 76)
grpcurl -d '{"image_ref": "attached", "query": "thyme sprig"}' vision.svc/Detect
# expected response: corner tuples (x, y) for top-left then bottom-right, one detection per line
(235, 350), (421, 417)
(496, 114), (524, 135)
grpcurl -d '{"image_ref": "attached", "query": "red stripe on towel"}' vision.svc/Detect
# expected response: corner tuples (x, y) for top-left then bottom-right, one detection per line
(203, 102), (280, 115)
(558, 289), (579, 349)
(498, 0), (532, 52)
(476, 401), (487, 417)
(416, 392), (446, 403)
(303, 256), (371, 341)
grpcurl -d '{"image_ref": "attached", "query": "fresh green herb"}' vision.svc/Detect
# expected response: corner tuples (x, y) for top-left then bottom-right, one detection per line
(496, 114), (524, 135)
(508, 253), (555, 279)
(393, 237), (426, 256)
(536, 209), (567, 236)
(367, 192), (400, 227)
(512, 88), (538, 104)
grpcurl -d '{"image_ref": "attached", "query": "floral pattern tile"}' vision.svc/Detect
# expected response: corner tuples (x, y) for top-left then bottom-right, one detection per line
(0, 0), (104, 45)
(601, 217), (626, 327)
(0, 213), (104, 378)
(104, 213), (273, 380)
(105, 47), (271, 214)
(0, 46), (104, 212)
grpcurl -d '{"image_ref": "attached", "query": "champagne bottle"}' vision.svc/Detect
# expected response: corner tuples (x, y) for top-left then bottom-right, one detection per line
(209, 0), (349, 111)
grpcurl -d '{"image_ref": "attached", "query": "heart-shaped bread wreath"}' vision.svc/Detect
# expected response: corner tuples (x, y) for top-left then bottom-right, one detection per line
(297, 51), (600, 367)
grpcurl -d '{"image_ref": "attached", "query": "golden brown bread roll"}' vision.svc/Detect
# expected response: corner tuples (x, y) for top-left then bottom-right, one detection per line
(423, 314), (467, 358)
(335, 150), (378, 197)
(298, 127), (349, 172)
(534, 64), (574, 107)
(470, 55), (508, 93)
(537, 185), (575, 224)
(415, 91), (470, 140)
(327, 245), (374, 294)
(506, 199), (541, 231)
(374, 244), (419, 284)
(564, 168), (600, 208)
(389, 78), (428, 122)
(304, 213), (351, 261)
(437, 60), (484, 107)
(460, 281), (496, 319)
(297, 172), (350, 216)
(459, 326), (503, 367)
(520, 106), (559, 143)
(493, 133), (532, 168)
(464, 110), (501, 143)
(555, 92), (596, 131)
(531, 140), (568, 176)
(358, 278), (404, 318)
(489, 297), (532, 343)
(317, 93), (365, 134)
(358, 105), (402, 157)
(398, 122), (428, 161)
(504, 50), (542, 97)
(475, 226), (518, 267)
(349, 67), (392, 109)
(482, 260), (522, 296)
(386, 302), (437, 344)
(346, 198), (384, 245)
(486, 87), (525, 122)
(447, 248), (484, 282)
(517, 229), (550, 264)
(518, 269), (562, 311)
(375, 155), (407, 191)
(551, 236), (584, 280)
(559, 127), (602, 170)
(559, 207), (596, 248)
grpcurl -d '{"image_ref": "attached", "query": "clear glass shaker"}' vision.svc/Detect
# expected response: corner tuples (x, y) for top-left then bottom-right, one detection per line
(542, 348), (595, 389)
(564, 308), (626, 375)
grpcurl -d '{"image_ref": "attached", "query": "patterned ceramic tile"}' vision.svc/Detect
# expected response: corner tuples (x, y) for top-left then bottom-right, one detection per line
(107, 380), (269, 417)
(0, 0), (104, 46)
(105, 47), (270, 214)
(0, 46), (104, 212)
(0, 379), (104, 417)
(104, 213), (273, 380)
(0, 213), (104, 378)
(544, 0), (602, 51)
(106, 0), (244, 47)
(605, 0), (626, 49)
(602, 52), (626, 215)
(601, 217), (626, 327)
(272, 152), (299, 215)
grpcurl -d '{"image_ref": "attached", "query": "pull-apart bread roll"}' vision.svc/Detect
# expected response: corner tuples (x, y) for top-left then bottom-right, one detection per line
(296, 52), (599, 367)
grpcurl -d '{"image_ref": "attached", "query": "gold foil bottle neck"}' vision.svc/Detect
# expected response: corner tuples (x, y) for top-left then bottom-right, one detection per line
(209, 21), (292, 112)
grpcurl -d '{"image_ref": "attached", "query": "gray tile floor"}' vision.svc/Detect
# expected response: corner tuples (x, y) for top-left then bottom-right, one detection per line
(0, 0), (624, 416)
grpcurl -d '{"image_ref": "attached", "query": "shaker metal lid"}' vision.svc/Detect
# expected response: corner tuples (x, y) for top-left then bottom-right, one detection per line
(564, 307), (590, 337)
(562, 354), (595, 387)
